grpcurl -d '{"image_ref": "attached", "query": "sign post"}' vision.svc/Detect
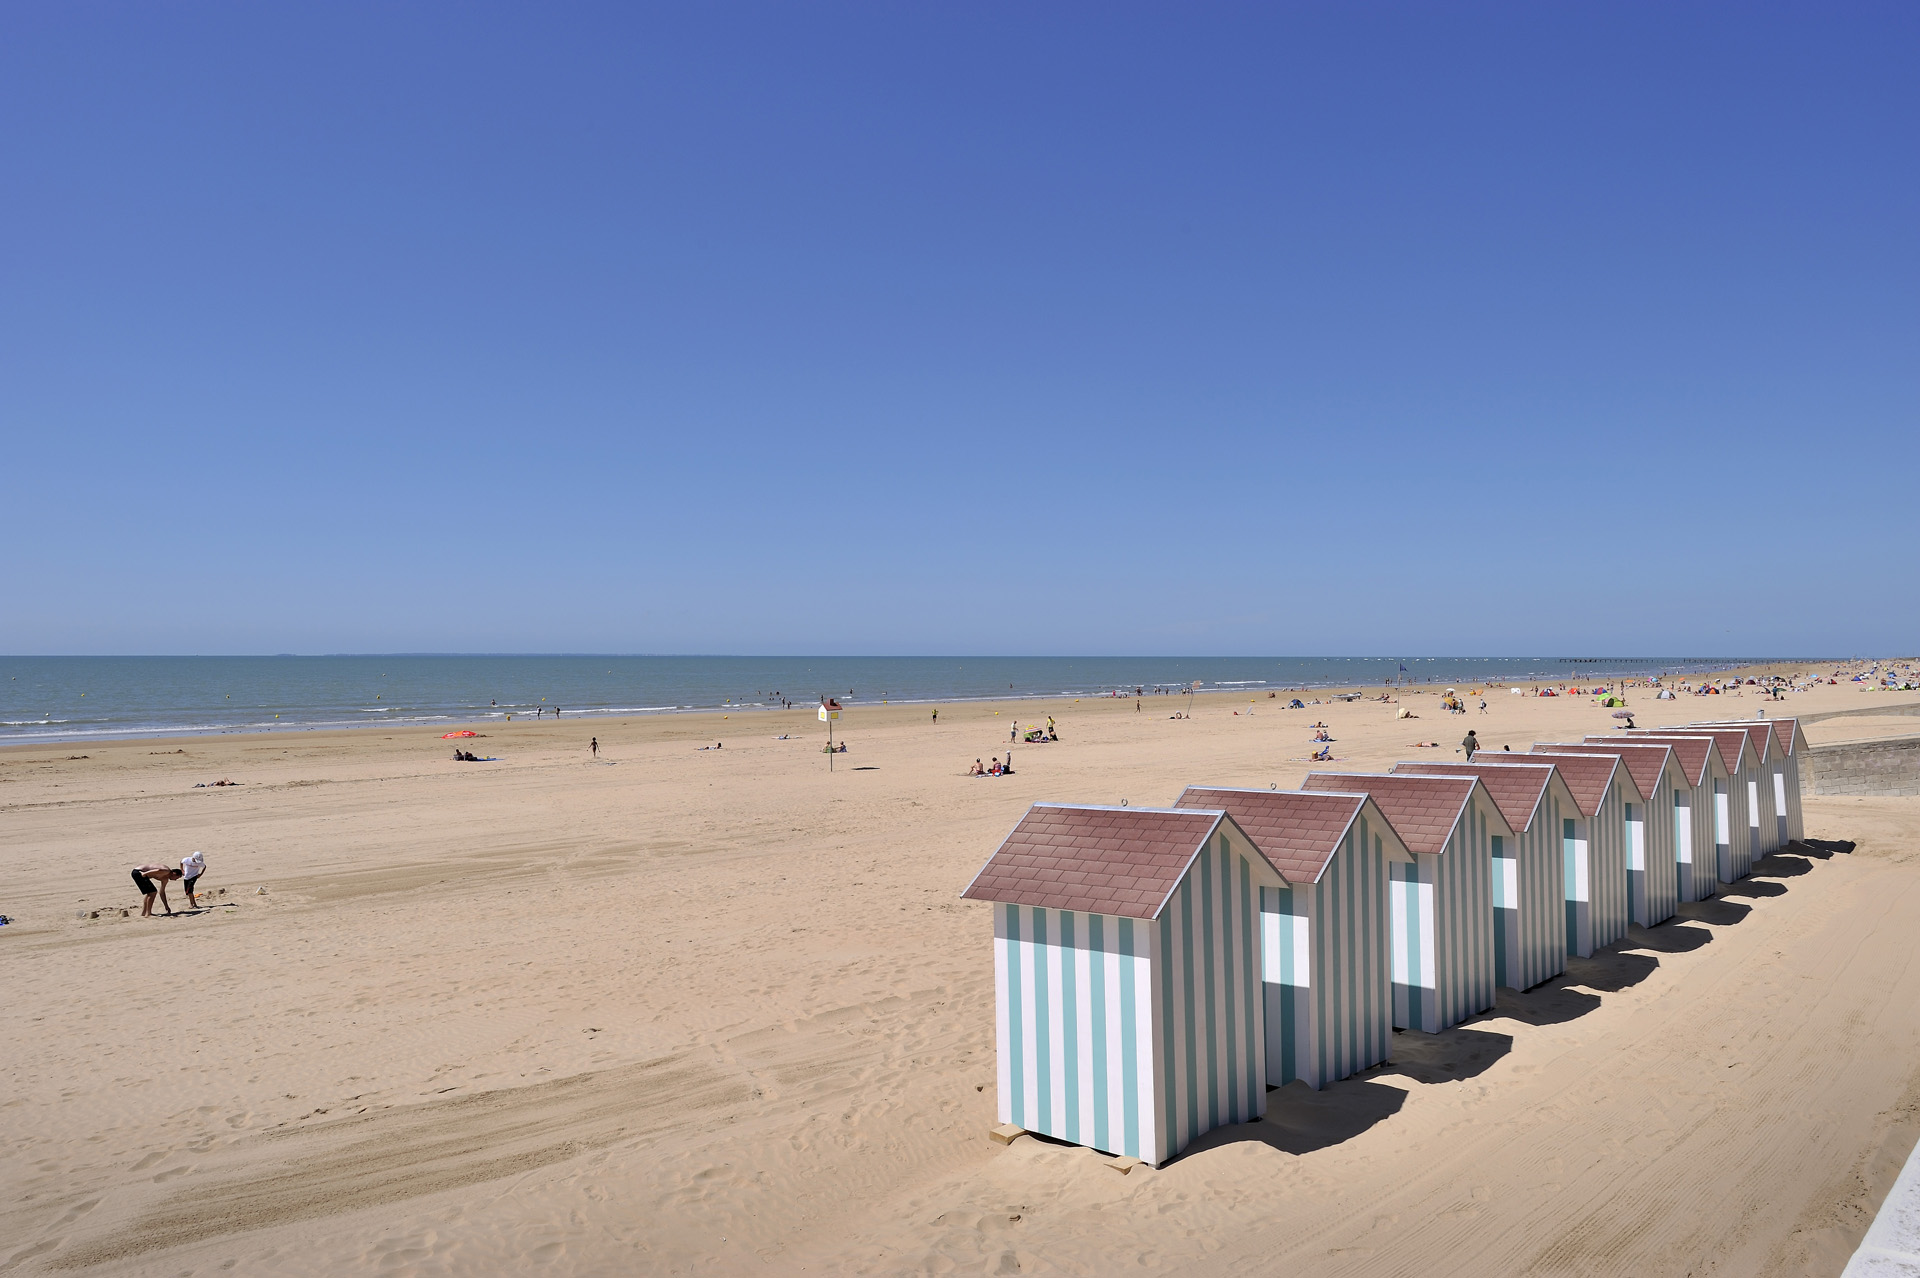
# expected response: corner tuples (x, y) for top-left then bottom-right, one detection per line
(819, 698), (841, 771)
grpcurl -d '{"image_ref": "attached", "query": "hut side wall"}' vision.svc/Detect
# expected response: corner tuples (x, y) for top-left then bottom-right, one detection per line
(1783, 752), (1805, 842)
(994, 904), (1160, 1163)
(1564, 779), (1630, 956)
(1590, 779), (1631, 949)
(1716, 765), (1755, 881)
(1495, 793), (1568, 992)
(1672, 776), (1720, 903)
(1260, 815), (1393, 1090)
(1626, 768), (1679, 926)
(1748, 745), (1781, 857)
(1390, 802), (1495, 1033)
(1154, 834), (1265, 1164)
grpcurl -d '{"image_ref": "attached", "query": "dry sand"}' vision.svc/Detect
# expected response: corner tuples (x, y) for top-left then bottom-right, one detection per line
(5, 673), (1920, 1276)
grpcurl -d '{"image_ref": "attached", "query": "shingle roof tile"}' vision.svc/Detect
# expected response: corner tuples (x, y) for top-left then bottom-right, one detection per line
(1520, 751), (1621, 813)
(1173, 788), (1388, 883)
(1532, 742), (1673, 803)
(1299, 772), (1480, 855)
(1391, 760), (1552, 832)
(960, 805), (1277, 919)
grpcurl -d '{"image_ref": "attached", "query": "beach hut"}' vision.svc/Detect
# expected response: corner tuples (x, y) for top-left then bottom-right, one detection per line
(1300, 773), (1511, 1034)
(1692, 718), (1808, 848)
(1517, 752), (1633, 957)
(1172, 787), (1413, 1090)
(960, 804), (1288, 1166)
(1628, 728), (1757, 882)
(1391, 759), (1571, 992)
(1689, 722), (1781, 859)
(1584, 734), (1721, 903)
(1533, 742), (1687, 928)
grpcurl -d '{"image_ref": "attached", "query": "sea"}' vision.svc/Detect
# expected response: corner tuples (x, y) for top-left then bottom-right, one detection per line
(0, 654), (1796, 747)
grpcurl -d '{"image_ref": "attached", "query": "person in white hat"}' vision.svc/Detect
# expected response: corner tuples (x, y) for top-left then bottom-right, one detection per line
(180, 850), (207, 909)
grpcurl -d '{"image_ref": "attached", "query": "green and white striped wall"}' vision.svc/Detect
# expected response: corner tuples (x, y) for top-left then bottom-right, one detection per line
(1390, 796), (1498, 1034)
(1563, 775), (1631, 957)
(1625, 761), (1681, 927)
(1714, 768), (1755, 883)
(990, 833), (1267, 1166)
(1670, 774), (1721, 903)
(1260, 812), (1393, 1089)
(1493, 794), (1569, 992)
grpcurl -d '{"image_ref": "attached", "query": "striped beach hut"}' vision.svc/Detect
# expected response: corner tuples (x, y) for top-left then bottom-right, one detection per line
(1518, 752), (1633, 957)
(961, 804), (1288, 1166)
(1535, 742), (1687, 928)
(1629, 728), (1756, 882)
(1174, 787), (1413, 1090)
(1584, 735), (1720, 903)
(1696, 722), (1781, 858)
(1301, 773), (1511, 1034)
(1391, 759), (1571, 992)
(1693, 717), (1809, 847)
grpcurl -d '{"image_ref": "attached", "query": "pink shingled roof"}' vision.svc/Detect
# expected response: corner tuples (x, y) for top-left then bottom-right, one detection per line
(1690, 719), (1797, 759)
(1633, 728), (1747, 774)
(1534, 742), (1674, 804)
(1523, 751), (1622, 814)
(1174, 787), (1391, 884)
(1390, 760), (1552, 834)
(1696, 722), (1774, 764)
(1300, 772), (1475, 855)
(1599, 733), (1715, 785)
(960, 804), (1269, 920)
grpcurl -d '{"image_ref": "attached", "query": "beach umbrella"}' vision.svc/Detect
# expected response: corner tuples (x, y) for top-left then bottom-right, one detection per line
(1611, 710), (1634, 719)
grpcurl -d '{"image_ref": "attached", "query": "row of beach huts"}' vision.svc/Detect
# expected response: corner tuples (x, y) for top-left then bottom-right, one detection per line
(960, 717), (1810, 1168)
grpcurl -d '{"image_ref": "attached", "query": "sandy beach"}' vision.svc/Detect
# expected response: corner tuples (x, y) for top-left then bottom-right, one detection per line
(6, 670), (1920, 1276)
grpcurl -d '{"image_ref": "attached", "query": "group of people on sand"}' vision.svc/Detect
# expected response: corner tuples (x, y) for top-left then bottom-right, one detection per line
(451, 748), (489, 761)
(970, 755), (1014, 776)
(128, 850), (208, 918)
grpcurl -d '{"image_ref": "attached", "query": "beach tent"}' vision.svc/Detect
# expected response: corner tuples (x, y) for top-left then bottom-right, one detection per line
(1390, 759), (1571, 992)
(961, 804), (1287, 1166)
(1300, 773), (1511, 1033)
(1690, 718), (1808, 848)
(1534, 742), (1687, 928)
(1515, 752), (1634, 957)
(1584, 735), (1721, 903)
(1624, 729), (1755, 883)
(1174, 788), (1413, 1090)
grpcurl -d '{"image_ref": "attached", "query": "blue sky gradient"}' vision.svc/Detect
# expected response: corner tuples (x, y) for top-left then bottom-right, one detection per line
(4, 4), (1915, 655)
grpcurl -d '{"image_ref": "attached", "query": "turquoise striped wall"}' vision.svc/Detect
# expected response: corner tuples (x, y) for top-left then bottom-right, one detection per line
(1494, 792), (1568, 992)
(1748, 746), (1781, 857)
(1625, 765), (1679, 927)
(994, 904), (1159, 1162)
(1260, 814), (1392, 1089)
(1390, 797), (1496, 1033)
(1672, 778), (1720, 903)
(1714, 769), (1755, 882)
(1156, 834), (1265, 1162)
(1780, 753), (1804, 843)
(990, 832), (1266, 1166)
(1564, 777), (1631, 957)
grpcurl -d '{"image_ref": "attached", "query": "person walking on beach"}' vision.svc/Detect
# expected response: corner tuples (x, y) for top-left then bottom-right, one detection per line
(590, 737), (598, 759)
(180, 850), (206, 909)
(1011, 722), (1018, 743)
(131, 863), (182, 917)
(931, 709), (938, 724)
(1462, 729), (1480, 761)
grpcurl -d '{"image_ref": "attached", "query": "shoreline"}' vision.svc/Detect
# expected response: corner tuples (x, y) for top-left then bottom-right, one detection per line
(0, 656), (1865, 750)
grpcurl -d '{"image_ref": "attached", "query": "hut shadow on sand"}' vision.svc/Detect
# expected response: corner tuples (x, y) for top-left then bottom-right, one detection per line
(1677, 897), (1753, 927)
(1753, 851), (1815, 877)
(1181, 1077), (1410, 1159)
(1719, 877), (1788, 900)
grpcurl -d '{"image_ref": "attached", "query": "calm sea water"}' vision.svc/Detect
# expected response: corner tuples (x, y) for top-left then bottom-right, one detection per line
(0, 655), (1780, 745)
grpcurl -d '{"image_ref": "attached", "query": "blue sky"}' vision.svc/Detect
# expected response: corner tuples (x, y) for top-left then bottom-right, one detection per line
(3, 3), (1914, 656)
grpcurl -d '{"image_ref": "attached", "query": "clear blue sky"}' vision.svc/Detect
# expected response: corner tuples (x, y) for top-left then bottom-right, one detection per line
(3, 4), (1914, 656)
